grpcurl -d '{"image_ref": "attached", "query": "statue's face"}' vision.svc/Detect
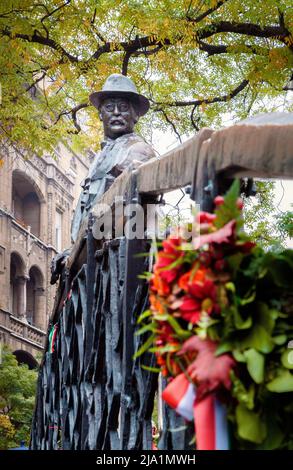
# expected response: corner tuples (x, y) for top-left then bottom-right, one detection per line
(99, 97), (139, 139)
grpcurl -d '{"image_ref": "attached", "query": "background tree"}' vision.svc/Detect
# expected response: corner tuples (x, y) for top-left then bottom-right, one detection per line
(0, 347), (38, 449)
(0, 0), (292, 156)
(244, 181), (292, 250)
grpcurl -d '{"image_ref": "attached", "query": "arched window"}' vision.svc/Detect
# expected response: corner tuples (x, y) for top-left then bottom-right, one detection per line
(13, 350), (38, 369)
(12, 171), (42, 237)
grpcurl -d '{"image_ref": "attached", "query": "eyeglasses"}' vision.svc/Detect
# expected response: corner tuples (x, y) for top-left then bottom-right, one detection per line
(102, 101), (130, 112)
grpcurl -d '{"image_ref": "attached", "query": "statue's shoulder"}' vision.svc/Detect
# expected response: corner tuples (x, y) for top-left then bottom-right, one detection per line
(125, 133), (155, 159)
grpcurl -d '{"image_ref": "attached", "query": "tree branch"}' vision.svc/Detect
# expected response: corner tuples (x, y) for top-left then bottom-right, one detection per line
(153, 78), (249, 108)
(40, 0), (71, 23)
(24, 71), (47, 94)
(198, 40), (271, 56)
(122, 51), (131, 76)
(122, 44), (163, 75)
(191, 105), (200, 130)
(198, 40), (228, 55)
(1, 27), (79, 63)
(188, 0), (229, 23)
(198, 21), (289, 41)
(50, 102), (88, 132)
(156, 108), (182, 143)
(91, 8), (97, 25)
(71, 102), (88, 132)
(88, 19), (291, 67)
(90, 36), (170, 61)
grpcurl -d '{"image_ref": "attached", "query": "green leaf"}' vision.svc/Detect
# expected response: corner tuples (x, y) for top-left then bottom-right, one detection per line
(133, 334), (155, 359)
(164, 315), (191, 339)
(140, 364), (161, 373)
(243, 348), (265, 384)
(137, 309), (153, 324)
(281, 350), (293, 369)
(137, 271), (153, 280)
(215, 342), (233, 355)
(267, 370), (293, 392)
(227, 253), (244, 276)
(273, 335), (287, 345)
(238, 291), (256, 306)
(238, 324), (275, 354)
(133, 252), (151, 258)
(225, 282), (236, 293)
(135, 323), (157, 336)
(236, 405), (267, 444)
(254, 418), (284, 450)
(149, 344), (179, 354)
(214, 180), (241, 229)
(232, 349), (246, 362)
(232, 306), (252, 330)
(256, 302), (277, 334)
(156, 255), (184, 272)
(262, 253), (293, 288)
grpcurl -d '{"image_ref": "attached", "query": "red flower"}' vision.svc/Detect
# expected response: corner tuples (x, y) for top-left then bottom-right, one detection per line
(154, 236), (183, 283)
(178, 336), (236, 400)
(193, 220), (236, 250)
(156, 323), (175, 344)
(196, 211), (217, 224)
(154, 257), (180, 283)
(180, 279), (219, 324)
(155, 323), (181, 377)
(162, 236), (182, 254)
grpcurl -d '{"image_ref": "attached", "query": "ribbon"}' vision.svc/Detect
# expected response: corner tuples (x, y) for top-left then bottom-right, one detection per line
(162, 373), (229, 450)
(48, 324), (58, 354)
(62, 287), (73, 307)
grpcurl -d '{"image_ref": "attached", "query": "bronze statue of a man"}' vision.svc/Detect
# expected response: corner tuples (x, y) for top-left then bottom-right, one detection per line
(51, 74), (154, 284)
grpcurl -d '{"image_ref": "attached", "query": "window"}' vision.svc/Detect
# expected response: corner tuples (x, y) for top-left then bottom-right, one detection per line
(12, 171), (41, 236)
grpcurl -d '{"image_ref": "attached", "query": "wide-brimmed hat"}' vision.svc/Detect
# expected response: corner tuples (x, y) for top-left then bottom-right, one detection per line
(89, 74), (150, 116)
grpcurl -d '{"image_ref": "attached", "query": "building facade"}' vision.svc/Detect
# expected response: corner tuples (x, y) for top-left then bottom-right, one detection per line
(0, 143), (90, 367)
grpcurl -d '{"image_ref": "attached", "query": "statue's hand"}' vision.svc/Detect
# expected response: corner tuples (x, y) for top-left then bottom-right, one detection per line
(50, 249), (70, 285)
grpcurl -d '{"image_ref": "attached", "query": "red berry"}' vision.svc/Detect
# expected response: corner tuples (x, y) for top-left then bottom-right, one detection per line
(214, 195), (225, 206)
(236, 198), (244, 210)
(196, 211), (217, 223)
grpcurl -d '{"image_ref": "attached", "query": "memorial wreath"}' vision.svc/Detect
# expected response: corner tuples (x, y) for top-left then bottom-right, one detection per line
(136, 181), (293, 450)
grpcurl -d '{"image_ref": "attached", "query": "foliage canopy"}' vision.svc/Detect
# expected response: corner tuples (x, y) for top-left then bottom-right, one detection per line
(0, 0), (292, 155)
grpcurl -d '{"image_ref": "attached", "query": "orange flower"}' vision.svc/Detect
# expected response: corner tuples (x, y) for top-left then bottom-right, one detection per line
(178, 267), (210, 292)
(151, 273), (170, 296)
(149, 294), (165, 314)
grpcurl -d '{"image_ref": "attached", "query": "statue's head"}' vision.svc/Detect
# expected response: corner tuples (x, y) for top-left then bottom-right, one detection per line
(89, 74), (150, 139)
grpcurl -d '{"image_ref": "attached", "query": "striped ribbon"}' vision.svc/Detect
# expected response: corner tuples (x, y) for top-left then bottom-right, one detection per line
(162, 372), (229, 450)
(48, 324), (58, 354)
